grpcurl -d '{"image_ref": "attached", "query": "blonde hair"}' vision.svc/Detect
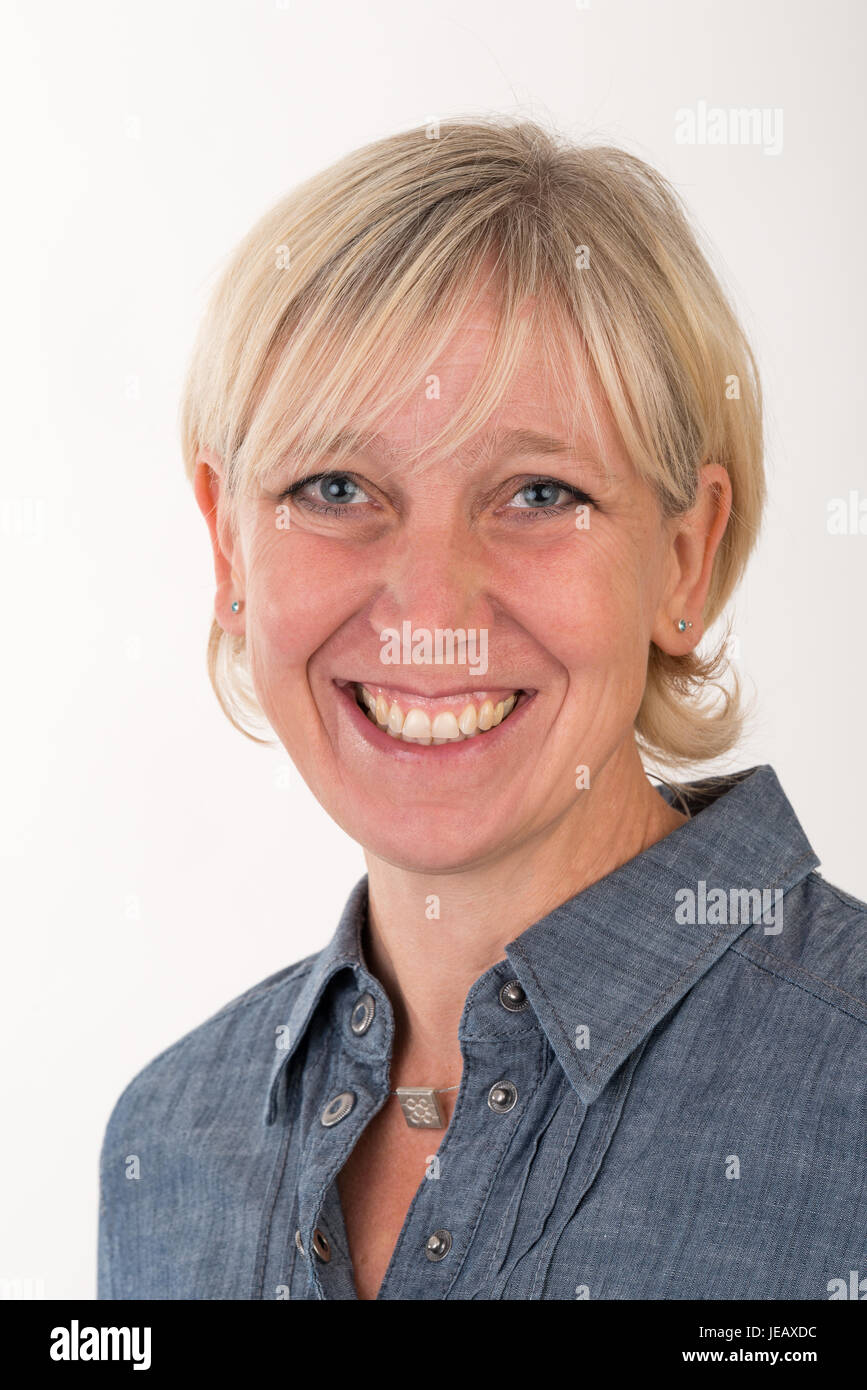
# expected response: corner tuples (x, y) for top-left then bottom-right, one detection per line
(180, 116), (764, 784)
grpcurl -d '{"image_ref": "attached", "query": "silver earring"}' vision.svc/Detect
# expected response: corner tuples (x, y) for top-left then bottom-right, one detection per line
(231, 600), (241, 613)
(676, 618), (692, 632)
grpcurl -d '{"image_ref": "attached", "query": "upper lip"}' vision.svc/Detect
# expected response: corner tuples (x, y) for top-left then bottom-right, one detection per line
(335, 678), (532, 698)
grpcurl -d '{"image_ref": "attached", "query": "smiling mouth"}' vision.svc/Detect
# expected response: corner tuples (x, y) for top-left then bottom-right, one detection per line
(343, 680), (527, 745)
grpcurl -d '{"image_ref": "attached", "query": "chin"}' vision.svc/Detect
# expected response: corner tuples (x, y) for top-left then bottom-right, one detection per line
(340, 800), (520, 876)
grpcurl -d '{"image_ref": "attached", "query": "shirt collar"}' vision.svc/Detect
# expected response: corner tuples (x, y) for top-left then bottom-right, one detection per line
(506, 763), (819, 1103)
(266, 763), (819, 1123)
(265, 876), (371, 1124)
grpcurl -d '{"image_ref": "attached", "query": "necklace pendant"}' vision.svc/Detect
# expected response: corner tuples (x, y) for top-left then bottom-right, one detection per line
(394, 1086), (447, 1128)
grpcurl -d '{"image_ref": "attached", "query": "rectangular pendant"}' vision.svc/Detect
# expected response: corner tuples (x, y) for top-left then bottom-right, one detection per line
(394, 1086), (447, 1128)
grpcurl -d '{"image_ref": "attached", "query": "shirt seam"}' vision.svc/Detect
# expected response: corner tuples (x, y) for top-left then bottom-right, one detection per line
(98, 1187), (113, 1300)
(729, 940), (867, 1022)
(808, 871), (867, 916)
(251, 1111), (294, 1300)
(526, 1089), (590, 1299)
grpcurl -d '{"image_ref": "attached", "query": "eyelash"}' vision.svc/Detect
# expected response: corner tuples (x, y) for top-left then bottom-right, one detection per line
(280, 471), (596, 519)
(279, 472), (366, 516)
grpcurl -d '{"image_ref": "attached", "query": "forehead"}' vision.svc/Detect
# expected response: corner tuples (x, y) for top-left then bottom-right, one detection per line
(377, 294), (621, 468)
(427, 280), (543, 370)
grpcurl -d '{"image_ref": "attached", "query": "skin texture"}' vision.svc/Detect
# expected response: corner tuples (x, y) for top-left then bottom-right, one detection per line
(194, 284), (732, 1298)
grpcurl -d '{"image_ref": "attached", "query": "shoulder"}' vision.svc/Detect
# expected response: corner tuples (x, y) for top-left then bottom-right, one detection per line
(99, 950), (319, 1142)
(731, 869), (867, 1027)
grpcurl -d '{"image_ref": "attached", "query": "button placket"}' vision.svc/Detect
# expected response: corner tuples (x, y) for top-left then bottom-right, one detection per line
(375, 971), (544, 1298)
(293, 979), (394, 1299)
(301, 1064), (363, 1295)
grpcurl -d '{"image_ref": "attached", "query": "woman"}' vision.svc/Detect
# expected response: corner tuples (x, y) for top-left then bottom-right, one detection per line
(98, 118), (866, 1301)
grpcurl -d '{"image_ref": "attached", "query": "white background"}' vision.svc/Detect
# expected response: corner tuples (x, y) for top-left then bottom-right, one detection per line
(1, 0), (864, 1299)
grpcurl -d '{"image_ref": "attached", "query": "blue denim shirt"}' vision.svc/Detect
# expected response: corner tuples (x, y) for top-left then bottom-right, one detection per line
(98, 764), (867, 1300)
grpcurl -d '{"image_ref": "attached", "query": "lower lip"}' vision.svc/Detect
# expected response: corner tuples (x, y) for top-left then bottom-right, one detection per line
(332, 682), (536, 763)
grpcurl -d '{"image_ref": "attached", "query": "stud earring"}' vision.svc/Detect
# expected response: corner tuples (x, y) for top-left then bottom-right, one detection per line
(676, 618), (692, 632)
(231, 600), (241, 613)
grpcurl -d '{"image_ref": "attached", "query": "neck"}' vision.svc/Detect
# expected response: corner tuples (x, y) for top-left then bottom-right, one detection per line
(362, 739), (688, 1087)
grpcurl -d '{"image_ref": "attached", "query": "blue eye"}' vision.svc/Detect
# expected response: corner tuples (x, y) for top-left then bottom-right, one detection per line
(505, 477), (592, 516)
(284, 472), (371, 513)
(508, 480), (571, 508)
(308, 474), (366, 505)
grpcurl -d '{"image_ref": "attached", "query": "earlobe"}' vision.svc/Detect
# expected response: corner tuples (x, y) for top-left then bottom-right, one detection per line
(652, 608), (700, 657)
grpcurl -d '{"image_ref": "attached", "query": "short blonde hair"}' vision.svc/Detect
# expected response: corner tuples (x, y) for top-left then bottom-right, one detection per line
(180, 116), (764, 779)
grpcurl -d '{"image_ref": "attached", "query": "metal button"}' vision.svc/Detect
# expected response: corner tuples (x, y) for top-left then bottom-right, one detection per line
(488, 1079), (518, 1113)
(424, 1229), (452, 1262)
(294, 1229), (305, 1256)
(312, 1228), (331, 1262)
(321, 1091), (355, 1126)
(499, 980), (529, 1012)
(350, 991), (376, 1035)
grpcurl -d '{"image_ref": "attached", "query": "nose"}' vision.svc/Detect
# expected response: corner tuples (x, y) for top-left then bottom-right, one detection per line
(367, 520), (490, 641)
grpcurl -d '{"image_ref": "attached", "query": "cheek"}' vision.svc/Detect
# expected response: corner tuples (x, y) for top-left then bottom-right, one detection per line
(244, 533), (364, 683)
(505, 527), (660, 676)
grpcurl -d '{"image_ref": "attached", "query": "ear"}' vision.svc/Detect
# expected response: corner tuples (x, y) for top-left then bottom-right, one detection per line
(192, 447), (245, 635)
(651, 463), (732, 655)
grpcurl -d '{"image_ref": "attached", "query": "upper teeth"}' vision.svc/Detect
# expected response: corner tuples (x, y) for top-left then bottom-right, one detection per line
(355, 684), (519, 744)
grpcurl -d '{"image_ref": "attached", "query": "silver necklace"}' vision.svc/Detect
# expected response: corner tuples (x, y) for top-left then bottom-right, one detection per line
(389, 1083), (460, 1129)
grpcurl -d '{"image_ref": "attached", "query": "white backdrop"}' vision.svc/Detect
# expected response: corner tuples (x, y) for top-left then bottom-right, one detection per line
(1, 0), (864, 1299)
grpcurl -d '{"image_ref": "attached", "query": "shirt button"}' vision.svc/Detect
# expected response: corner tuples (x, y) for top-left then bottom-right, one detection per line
(499, 979), (528, 1011)
(488, 1080), (518, 1113)
(424, 1229), (453, 1262)
(321, 1091), (355, 1126)
(311, 1228), (331, 1262)
(294, 1229), (306, 1256)
(350, 991), (376, 1035)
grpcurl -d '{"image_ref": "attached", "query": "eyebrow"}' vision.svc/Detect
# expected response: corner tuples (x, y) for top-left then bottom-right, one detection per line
(466, 426), (603, 469)
(311, 425), (606, 471)
(311, 427), (401, 463)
